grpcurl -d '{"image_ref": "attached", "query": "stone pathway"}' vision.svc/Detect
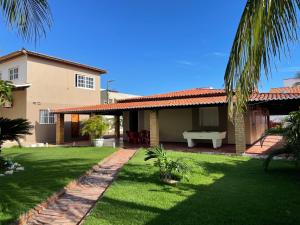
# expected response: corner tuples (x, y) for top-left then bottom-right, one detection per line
(24, 149), (136, 225)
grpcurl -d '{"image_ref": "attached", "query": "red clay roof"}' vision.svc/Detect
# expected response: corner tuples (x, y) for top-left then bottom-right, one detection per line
(53, 91), (300, 114)
(269, 87), (300, 94)
(118, 88), (225, 102)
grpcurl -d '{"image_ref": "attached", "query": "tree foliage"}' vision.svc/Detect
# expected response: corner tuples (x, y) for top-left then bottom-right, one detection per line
(260, 110), (300, 170)
(225, 0), (300, 117)
(0, 0), (52, 42)
(0, 117), (33, 150)
(81, 116), (109, 139)
(145, 145), (190, 181)
(0, 80), (12, 106)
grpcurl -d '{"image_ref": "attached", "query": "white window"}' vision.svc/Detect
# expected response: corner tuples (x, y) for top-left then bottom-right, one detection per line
(9, 67), (19, 80)
(75, 74), (94, 89)
(199, 107), (219, 127)
(39, 110), (55, 124)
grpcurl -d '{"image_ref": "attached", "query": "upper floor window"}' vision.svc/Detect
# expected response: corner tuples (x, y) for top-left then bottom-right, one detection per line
(9, 67), (19, 80)
(75, 74), (94, 89)
(39, 110), (55, 124)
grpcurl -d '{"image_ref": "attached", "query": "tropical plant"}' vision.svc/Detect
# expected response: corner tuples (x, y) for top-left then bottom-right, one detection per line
(0, 0), (52, 42)
(260, 110), (300, 170)
(0, 0), (52, 104)
(225, 0), (300, 117)
(144, 146), (190, 182)
(0, 80), (13, 106)
(81, 116), (109, 139)
(0, 117), (33, 152)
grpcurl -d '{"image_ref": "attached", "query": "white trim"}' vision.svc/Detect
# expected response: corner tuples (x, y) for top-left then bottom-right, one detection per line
(75, 74), (95, 90)
(8, 66), (19, 80)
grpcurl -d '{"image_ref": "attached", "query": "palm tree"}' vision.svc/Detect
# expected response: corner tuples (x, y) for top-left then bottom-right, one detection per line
(0, 0), (52, 42)
(0, 0), (52, 101)
(0, 118), (33, 151)
(225, 0), (300, 116)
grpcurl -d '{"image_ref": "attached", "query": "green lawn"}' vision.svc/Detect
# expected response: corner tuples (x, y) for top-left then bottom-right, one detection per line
(0, 146), (115, 225)
(84, 150), (300, 225)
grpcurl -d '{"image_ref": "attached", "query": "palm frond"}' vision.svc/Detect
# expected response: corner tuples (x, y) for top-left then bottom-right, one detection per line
(225, 0), (300, 117)
(0, 117), (33, 148)
(0, 0), (52, 42)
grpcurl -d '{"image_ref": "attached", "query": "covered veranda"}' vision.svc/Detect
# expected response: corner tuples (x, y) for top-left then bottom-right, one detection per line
(52, 89), (300, 154)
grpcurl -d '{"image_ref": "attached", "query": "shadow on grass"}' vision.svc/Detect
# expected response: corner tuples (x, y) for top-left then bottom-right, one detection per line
(91, 156), (300, 225)
(0, 156), (101, 225)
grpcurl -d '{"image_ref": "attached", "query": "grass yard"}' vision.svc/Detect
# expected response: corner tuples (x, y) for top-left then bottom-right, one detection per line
(84, 150), (300, 225)
(0, 146), (115, 225)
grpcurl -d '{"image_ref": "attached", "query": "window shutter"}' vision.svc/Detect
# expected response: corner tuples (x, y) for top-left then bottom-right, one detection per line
(75, 74), (78, 87)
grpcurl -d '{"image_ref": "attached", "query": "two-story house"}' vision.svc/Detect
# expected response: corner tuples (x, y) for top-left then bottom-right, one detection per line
(0, 49), (106, 145)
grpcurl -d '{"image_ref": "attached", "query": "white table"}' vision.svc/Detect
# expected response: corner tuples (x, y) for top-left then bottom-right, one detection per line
(183, 131), (226, 149)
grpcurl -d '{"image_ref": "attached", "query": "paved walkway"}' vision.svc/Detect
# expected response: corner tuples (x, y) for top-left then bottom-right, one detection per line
(25, 149), (136, 225)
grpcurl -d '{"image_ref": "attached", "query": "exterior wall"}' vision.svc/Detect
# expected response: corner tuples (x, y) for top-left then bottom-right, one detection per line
(159, 108), (193, 142)
(25, 56), (101, 143)
(138, 110), (150, 131)
(0, 89), (27, 119)
(0, 55), (102, 144)
(100, 90), (140, 104)
(0, 55), (27, 84)
(284, 78), (300, 87)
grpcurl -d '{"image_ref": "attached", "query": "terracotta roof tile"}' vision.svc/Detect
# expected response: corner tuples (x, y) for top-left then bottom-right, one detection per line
(118, 88), (226, 102)
(53, 91), (300, 114)
(269, 87), (300, 94)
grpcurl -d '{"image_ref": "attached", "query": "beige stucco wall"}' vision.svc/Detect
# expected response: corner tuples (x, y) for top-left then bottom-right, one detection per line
(0, 55), (27, 84)
(0, 55), (102, 144)
(159, 108), (193, 142)
(0, 89), (27, 119)
(24, 56), (101, 143)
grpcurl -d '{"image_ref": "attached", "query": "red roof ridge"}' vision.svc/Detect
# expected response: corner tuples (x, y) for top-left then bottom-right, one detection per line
(117, 87), (226, 103)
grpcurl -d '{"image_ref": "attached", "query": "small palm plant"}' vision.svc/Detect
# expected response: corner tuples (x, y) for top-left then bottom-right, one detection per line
(0, 117), (33, 152)
(81, 116), (109, 147)
(260, 110), (300, 171)
(145, 146), (190, 183)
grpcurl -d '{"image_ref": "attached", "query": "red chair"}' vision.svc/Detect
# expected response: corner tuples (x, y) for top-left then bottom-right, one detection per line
(139, 130), (150, 145)
(126, 131), (139, 144)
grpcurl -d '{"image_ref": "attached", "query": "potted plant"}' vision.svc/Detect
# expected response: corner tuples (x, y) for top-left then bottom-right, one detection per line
(81, 116), (109, 147)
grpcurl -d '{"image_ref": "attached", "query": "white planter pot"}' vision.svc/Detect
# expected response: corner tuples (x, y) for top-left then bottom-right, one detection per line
(92, 138), (104, 147)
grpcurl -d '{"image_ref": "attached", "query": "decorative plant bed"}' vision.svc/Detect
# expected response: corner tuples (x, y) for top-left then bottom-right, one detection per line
(0, 156), (24, 176)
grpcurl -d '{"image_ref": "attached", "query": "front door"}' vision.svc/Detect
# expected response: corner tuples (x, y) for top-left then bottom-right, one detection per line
(129, 111), (138, 132)
(71, 114), (80, 138)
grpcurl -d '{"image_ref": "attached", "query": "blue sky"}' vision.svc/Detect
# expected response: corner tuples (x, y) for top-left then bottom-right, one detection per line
(0, 0), (300, 95)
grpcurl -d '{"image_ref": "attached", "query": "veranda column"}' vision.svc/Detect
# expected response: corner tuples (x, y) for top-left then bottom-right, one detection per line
(234, 111), (246, 153)
(114, 115), (120, 139)
(149, 110), (159, 146)
(56, 113), (64, 145)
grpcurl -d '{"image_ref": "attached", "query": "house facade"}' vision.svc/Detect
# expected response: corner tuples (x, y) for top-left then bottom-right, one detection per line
(0, 49), (106, 145)
(53, 88), (300, 153)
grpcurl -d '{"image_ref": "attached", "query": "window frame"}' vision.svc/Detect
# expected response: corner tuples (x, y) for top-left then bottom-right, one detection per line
(75, 74), (95, 90)
(199, 106), (219, 128)
(39, 109), (55, 124)
(8, 67), (19, 81)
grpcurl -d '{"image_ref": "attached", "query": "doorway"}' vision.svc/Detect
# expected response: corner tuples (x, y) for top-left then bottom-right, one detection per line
(129, 111), (138, 132)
